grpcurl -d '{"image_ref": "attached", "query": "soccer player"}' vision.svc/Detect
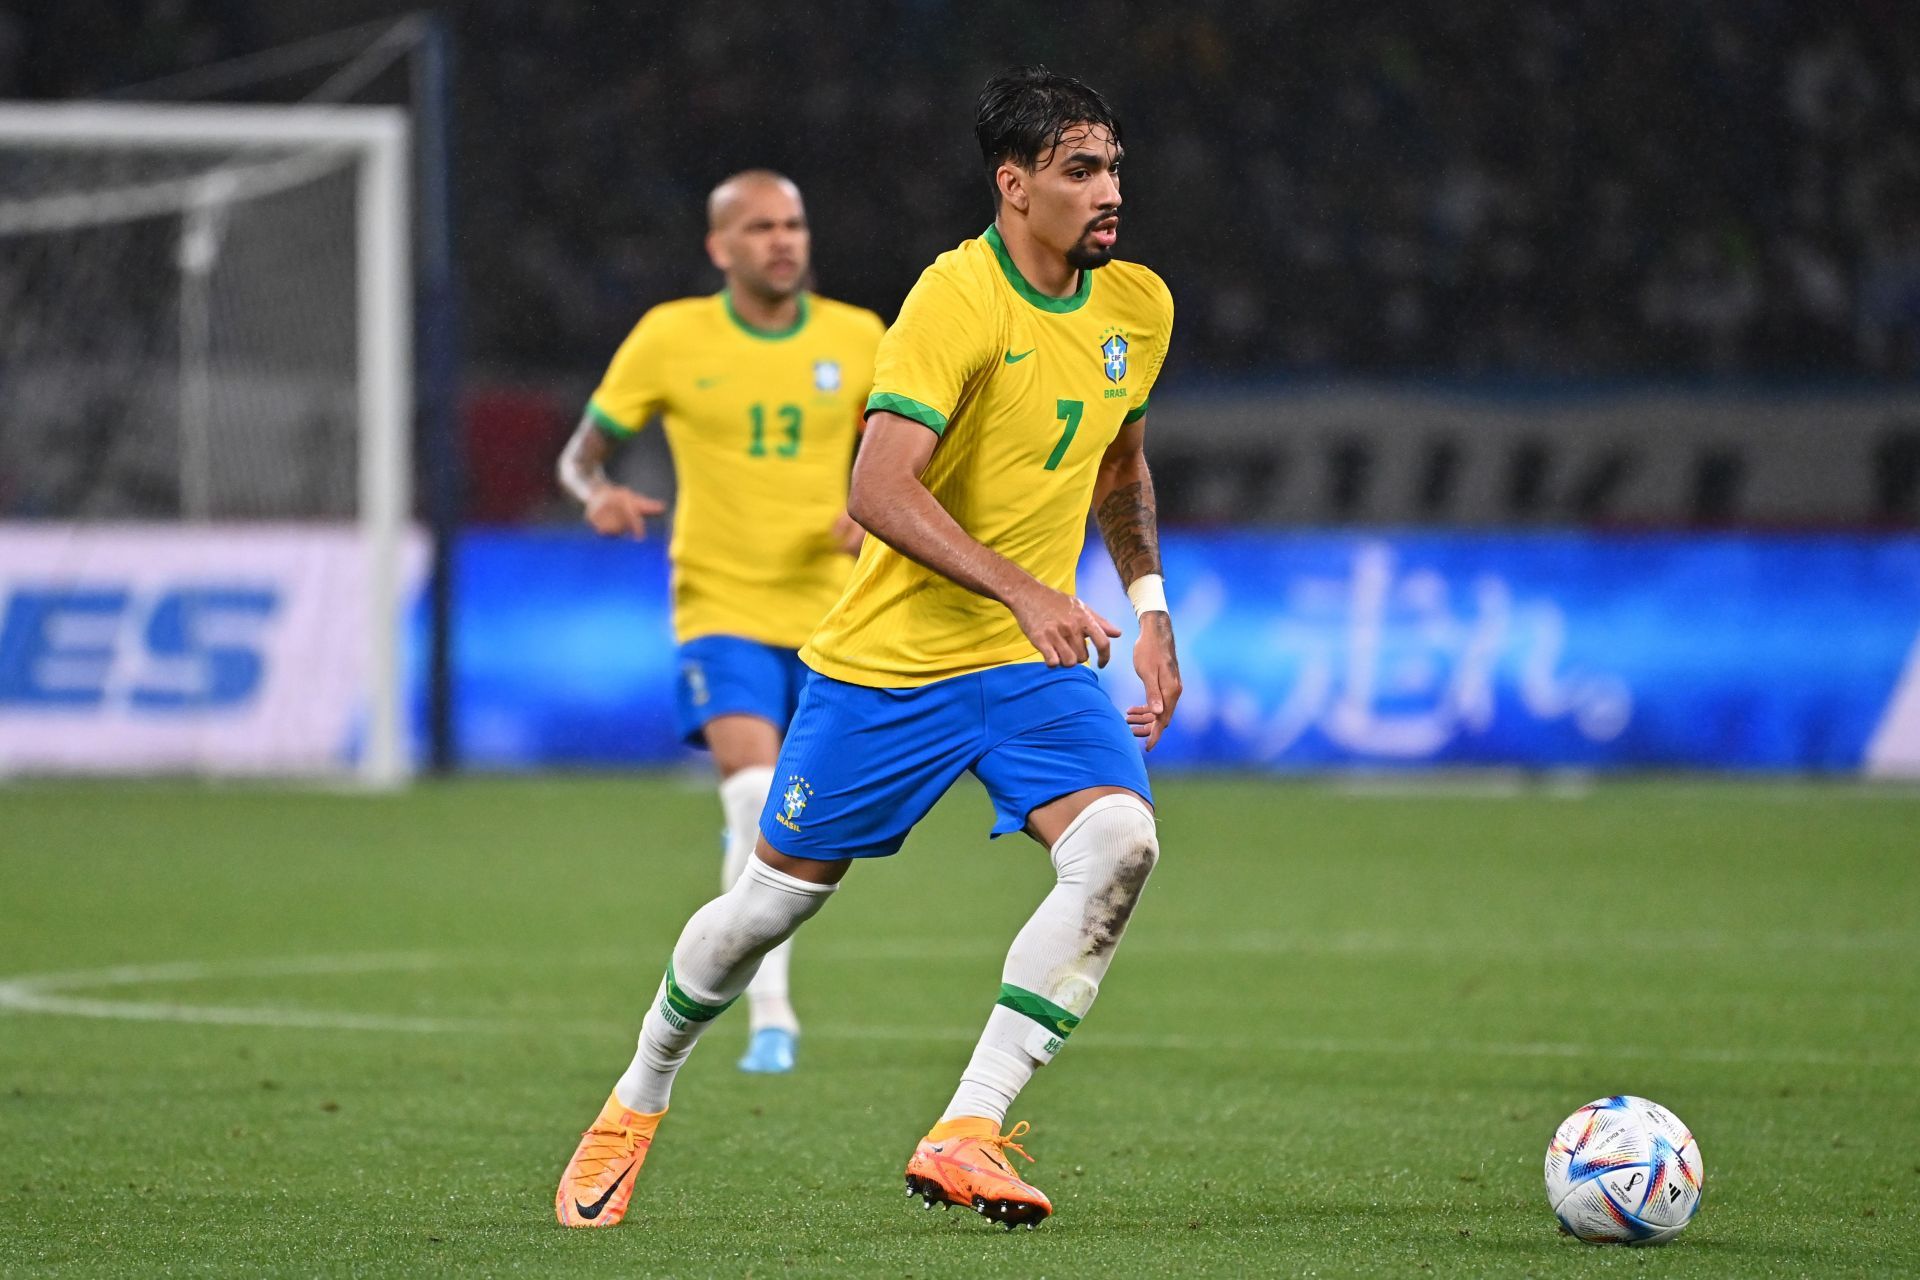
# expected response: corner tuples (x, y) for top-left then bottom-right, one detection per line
(556, 170), (884, 1075)
(556, 67), (1178, 1231)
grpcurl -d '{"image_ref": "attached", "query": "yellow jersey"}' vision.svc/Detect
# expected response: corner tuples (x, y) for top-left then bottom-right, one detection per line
(587, 291), (884, 648)
(802, 227), (1174, 687)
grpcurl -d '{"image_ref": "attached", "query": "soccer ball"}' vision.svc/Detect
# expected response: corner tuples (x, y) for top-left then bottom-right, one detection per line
(1544, 1095), (1704, 1244)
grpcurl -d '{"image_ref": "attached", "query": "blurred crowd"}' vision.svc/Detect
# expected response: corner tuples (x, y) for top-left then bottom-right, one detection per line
(8, 0), (1920, 381)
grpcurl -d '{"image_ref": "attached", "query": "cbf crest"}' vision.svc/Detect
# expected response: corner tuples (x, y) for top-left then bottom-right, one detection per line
(1100, 331), (1129, 383)
(682, 660), (710, 707)
(813, 359), (842, 392)
(774, 775), (815, 833)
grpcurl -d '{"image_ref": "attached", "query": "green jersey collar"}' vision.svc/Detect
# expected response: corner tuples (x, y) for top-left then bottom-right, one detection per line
(722, 289), (810, 340)
(983, 225), (1092, 314)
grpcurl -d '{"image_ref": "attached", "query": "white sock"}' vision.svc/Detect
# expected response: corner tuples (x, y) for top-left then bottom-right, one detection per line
(942, 794), (1159, 1125)
(614, 855), (836, 1113)
(718, 766), (799, 1036)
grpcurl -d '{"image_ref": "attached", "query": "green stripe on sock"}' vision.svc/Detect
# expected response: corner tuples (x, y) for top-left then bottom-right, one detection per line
(996, 983), (1081, 1038)
(663, 961), (736, 1023)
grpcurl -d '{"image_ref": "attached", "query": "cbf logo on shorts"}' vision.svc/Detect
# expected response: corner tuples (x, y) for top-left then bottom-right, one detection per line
(1100, 332), (1129, 383)
(775, 775), (815, 833)
(682, 660), (710, 707)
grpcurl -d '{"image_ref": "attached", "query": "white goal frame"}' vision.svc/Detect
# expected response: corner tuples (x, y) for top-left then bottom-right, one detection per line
(0, 103), (414, 785)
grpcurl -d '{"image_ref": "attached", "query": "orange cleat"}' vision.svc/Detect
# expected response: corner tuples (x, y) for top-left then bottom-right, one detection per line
(554, 1091), (664, 1228)
(903, 1117), (1053, 1230)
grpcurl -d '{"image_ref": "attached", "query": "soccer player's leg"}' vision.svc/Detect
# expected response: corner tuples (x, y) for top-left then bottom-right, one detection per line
(676, 637), (807, 1071)
(904, 664), (1157, 1229)
(557, 671), (973, 1226)
(556, 849), (841, 1228)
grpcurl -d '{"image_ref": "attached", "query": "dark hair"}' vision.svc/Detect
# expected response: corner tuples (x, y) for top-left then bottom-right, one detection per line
(975, 65), (1121, 199)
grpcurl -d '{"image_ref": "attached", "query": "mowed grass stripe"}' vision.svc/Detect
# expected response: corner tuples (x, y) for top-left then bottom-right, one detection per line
(5, 954), (1916, 1072)
(2, 777), (1916, 1278)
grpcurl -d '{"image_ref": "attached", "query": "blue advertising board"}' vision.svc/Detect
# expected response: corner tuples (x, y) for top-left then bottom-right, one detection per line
(441, 530), (1920, 774)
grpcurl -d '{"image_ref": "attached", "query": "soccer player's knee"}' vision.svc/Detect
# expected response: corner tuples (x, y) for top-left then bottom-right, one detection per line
(1052, 793), (1159, 927)
(1053, 793), (1157, 871)
(732, 857), (838, 944)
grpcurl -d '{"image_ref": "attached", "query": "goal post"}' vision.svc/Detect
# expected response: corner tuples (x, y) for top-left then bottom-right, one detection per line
(0, 103), (417, 785)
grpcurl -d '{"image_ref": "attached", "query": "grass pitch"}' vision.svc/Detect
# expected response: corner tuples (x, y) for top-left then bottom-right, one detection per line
(3, 775), (1917, 1277)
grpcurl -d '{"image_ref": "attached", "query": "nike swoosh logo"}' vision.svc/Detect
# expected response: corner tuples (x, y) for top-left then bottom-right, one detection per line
(574, 1162), (635, 1220)
(1003, 349), (1035, 364)
(695, 376), (725, 388)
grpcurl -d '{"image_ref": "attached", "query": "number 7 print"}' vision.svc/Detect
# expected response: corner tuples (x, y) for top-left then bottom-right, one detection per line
(1045, 399), (1083, 471)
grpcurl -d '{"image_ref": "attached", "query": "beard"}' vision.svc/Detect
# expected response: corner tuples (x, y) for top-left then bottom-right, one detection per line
(1065, 214), (1119, 270)
(1065, 240), (1115, 270)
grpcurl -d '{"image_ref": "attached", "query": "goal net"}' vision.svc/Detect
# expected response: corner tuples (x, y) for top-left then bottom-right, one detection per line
(0, 103), (417, 784)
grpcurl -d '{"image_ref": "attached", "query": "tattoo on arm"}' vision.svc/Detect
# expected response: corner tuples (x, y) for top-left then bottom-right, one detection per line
(558, 419), (613, 505)
(1095, 477), (1162, 586)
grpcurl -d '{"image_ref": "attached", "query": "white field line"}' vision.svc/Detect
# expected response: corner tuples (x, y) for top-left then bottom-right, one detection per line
(0, 952), (500, 1034)
(0, 951), (1914, 1071)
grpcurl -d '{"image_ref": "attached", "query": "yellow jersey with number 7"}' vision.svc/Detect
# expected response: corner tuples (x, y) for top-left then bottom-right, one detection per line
(802, 227), (1174, 687)
(586, 291), (884, 648)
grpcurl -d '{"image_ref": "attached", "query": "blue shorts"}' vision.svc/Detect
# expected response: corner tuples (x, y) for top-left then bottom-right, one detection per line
(674, 635), (812, 748)
(758, 662), (1152, 860)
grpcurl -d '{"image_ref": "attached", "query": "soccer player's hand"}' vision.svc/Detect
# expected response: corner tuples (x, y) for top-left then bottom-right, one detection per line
(1127, 612), (1181, 751)
(1010, 583), (1122, 669)
(831, 510), (865, 556)
(585, 485), (667, 539)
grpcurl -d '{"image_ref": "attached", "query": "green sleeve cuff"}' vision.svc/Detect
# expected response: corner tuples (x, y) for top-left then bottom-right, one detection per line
(586, 399), (638, 438)
(865, 391), (949, 436)
(1122, 398), (1150, 426)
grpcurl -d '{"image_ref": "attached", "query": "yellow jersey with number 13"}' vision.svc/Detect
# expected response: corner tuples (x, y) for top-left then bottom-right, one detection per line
(587, 291), (884, 648)
(802, 227), (1174, 687)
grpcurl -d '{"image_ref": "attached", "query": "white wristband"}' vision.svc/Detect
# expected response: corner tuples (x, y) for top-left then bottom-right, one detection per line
(1126, 573), (1168, 618)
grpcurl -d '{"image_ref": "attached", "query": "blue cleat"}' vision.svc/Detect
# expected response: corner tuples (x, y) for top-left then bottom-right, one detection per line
(738, 1027), (797, 1074)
